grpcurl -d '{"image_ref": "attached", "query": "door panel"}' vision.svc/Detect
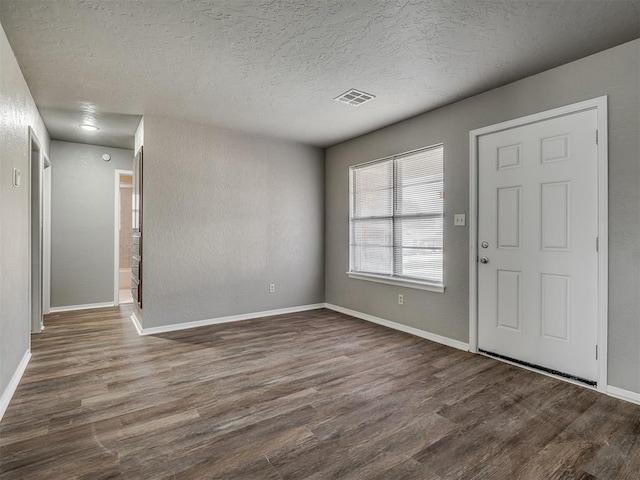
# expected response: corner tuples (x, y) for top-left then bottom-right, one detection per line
(497, 186), (521, 248)
(497, 270), (521, 331)
(478, 109), (598, 382)
(540, 274), (570, 341)
(541, 182), (570, 250)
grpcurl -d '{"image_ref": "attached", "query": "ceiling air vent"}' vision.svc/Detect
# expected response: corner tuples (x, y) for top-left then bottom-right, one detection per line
(334, 89), (375, 107)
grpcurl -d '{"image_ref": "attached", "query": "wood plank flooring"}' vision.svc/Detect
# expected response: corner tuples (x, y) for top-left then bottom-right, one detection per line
(1, 306), (640, 479)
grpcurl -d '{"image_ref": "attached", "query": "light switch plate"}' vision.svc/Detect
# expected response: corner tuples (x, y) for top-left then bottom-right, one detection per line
(12, 168), (21, 187)
(454, 214), (466, 226)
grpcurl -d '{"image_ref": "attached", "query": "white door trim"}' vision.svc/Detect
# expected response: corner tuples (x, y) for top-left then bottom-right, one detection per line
(42, 153), (51, 315)
(469, 96), (608, 392)
(113, 169), (133, 305)
(28, 127), (44, 334)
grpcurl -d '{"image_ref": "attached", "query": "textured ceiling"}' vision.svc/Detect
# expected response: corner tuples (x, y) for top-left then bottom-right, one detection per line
(0, 1), (639, 149)
(38, 108), (141, 150)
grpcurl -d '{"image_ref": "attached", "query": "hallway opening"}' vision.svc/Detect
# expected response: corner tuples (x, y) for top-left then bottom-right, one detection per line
(115, 169), (133, 305)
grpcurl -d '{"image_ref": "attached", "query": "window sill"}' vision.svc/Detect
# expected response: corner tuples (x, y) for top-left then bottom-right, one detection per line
(346, 272), (445, 293)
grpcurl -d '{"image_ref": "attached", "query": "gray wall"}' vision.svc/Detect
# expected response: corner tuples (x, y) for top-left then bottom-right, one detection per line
(326, 40), (640, 393)
(141, 116), (325, 328)
(50, 141), (133, 307)
(0, 23), (50, 406)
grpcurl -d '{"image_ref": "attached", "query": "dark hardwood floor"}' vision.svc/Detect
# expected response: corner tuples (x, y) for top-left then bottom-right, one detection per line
(1, 306), (639, 479)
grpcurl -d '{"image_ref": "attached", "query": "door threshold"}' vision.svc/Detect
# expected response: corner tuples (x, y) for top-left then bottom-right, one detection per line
(479, 349), (597, 387)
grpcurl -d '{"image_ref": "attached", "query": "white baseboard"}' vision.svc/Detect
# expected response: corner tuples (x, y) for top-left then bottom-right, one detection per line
(49, 302), (115, 313)
(130, 311), (143, 335)
(0, 350), (31, 421)
(130, 303), (326, 335)
(324, 303), (469, 352)
(607, 386), (640, 406)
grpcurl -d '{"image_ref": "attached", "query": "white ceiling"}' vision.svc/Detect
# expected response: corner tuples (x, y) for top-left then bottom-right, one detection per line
(1, 1), (639, 149)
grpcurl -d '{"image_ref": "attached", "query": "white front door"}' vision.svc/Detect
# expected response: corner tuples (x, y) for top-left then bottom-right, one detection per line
(477, 108), (599, 383)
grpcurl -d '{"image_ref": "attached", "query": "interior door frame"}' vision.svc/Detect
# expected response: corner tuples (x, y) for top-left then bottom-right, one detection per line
(113, 169), (134, 305)
(468, 96), (608, 393)
(28, 127), (44, 333)
(42, 153), (52, 315)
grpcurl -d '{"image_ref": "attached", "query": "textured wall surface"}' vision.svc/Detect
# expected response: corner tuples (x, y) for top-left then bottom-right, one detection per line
(0, 1), (638, 147)
(141, 116), (324, 328)
(50, 141), (132, 307)
(0, 23), (50, 404)
(326, 40), (640, 393)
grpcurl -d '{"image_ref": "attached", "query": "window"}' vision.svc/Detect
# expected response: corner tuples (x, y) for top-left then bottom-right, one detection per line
(349, 144), (444, 291)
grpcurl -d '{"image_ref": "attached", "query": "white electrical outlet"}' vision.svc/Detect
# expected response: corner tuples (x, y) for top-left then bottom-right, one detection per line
(269, 283), (275, 293)
(398, 294), (403, 305)
(454, 214), (466, 226)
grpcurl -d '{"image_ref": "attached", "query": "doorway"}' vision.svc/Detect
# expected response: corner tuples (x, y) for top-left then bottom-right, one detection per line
(469, 97), (608, 391)
(42, 153), (52, 315)
(29, 128), (50, 333)
(114, 169), (133, 305)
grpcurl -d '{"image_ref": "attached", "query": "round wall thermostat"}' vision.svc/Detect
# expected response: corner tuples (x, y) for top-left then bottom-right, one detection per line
(102, 153), (111, 162)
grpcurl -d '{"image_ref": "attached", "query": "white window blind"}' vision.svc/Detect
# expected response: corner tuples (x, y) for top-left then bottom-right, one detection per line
(350, 145), (444, 285)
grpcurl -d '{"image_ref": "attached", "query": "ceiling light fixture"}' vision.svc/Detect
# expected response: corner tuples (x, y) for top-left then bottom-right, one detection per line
(334, 89), (375, 107)
(79, 124), (99, 131)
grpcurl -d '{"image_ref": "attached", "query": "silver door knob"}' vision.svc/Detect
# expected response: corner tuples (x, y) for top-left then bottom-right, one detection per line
(479, 256), (489, 264)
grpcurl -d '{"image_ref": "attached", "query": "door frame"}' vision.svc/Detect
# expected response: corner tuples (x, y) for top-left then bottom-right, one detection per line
(468, 96), (608, 392)
(28, 127), (44, 333)
(42, 153), (52, 315)
(113, 169), (133, 305)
